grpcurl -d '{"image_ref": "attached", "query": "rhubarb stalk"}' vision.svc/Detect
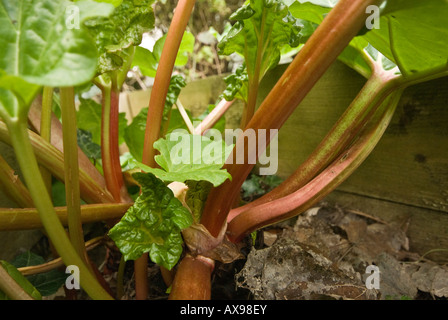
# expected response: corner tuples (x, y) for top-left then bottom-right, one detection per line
(227, 88), (404, 243)
(228, 58), (401, 220)
(200, 0), (385, 238)
(137, 0), (197, 300)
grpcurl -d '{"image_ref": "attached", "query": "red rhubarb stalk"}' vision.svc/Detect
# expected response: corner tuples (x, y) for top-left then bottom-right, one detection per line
(169, 255), (214, 300)
(137, 0), (197, 300)
(200, 0), (385, 238)
(101, 86), (127, 203)
(228, 62), (401, 221)
(142, 0), (197, 166)
(226, 88), (404, 243)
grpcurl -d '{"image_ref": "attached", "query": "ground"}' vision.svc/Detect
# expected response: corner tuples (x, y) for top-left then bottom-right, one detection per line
(54, 200), (447, 301)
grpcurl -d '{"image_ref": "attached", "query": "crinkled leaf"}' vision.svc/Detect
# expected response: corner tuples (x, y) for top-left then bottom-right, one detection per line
(218, 0), (303, 82)
(132, 31), (195, 78)
(222, 64), (249, 103)
(124, 75), (186, 162)
(0, 0), (114, 120)
(164, 75), (187, 118)
(108, 172), (193, 269)
(11, 251), (66, 297)
(77, 129), (102, 161)
(83, 0), (155, 75)
(0, 260), (42, 300)
(134, 132), (233, 187)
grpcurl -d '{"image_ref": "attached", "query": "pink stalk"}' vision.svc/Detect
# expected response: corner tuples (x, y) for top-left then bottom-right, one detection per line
(193, 98), (235, 135)
(226, 89), (403, 243)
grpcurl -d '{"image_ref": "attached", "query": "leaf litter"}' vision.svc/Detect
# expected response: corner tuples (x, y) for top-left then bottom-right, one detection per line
(236, 203), (448, 300)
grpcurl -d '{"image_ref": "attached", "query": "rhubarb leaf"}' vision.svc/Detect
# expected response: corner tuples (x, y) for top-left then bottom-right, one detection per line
(364, 0), (448, 76)
(290, 0), (448, 77)
(288, 1), (331, 24)
(77, 129), (102, 161)
(0, 0), (114, 121)
(11, 251), (67, 297)
(124, 75), (186, 162)
(218, 0), (303, 84)
(83, 0), (155, 75)
(221, 64), (249, 103)
(108, 172), (193, 269)
(132, 31), (195, 78)
(129, 132), (233, 187)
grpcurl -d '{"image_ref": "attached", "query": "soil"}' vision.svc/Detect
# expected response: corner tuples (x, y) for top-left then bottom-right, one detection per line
(41, 201), (447, 301)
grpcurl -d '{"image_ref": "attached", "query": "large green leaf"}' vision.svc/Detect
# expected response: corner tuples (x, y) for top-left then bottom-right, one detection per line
(218, 0), (303, 84)
(0, 0), (113, 86)
(108, 172), (193, 269)
(134, 132), (233, 187)
(365, 0), (448, 76)
(290, 0), (448, 78)
(0, 0), (114, 120)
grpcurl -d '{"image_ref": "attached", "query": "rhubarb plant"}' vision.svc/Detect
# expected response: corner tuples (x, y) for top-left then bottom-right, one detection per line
(0, 0), (447, 301)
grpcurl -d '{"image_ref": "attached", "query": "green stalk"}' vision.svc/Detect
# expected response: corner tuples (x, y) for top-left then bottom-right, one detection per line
(241, 9), (266, 129)
(0, 120), (115, 204)
(60, 87), (86, 262)
(0, 203), (131, 231)
(40, 86), (53, 194)
(116, 256), (126, 299)
(0, 264), (34, 300)
(6, 119), (113, 300)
